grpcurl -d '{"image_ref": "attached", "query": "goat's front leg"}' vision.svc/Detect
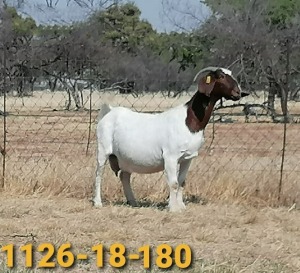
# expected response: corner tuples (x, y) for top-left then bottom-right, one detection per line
(177, 159), (192, 209)
(120, 171), (137, 207)
(164, 157), (183, 212)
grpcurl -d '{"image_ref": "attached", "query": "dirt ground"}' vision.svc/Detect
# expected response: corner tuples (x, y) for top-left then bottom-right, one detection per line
(0, 195), (300, 273)
(1, 91), (300, 272)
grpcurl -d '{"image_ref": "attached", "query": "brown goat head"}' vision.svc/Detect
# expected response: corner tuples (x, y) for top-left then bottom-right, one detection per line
(195, 67), (247, 101)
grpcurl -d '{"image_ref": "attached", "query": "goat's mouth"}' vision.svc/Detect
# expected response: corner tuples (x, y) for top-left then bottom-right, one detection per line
(231, 95), (241, 101)
(225, 93), (241, 101)
(229, 89), (248, 101)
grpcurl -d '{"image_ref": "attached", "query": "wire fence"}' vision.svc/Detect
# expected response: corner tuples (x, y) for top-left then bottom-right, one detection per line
(0, 53), (300, 207)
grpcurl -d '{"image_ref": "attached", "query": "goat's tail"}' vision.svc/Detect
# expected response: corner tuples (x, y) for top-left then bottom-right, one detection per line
(98, 103), (112, 121)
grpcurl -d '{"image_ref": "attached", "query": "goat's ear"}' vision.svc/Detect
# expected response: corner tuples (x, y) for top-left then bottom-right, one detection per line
(198, 74), (216, 96)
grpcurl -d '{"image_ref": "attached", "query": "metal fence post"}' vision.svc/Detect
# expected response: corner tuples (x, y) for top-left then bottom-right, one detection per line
(278, 38), (290, 202)
(1, 45), (7, 189)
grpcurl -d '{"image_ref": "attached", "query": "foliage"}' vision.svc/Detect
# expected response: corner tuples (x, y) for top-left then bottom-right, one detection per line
(267, 0), (300, 26)
(204, 0), (300, 27)
(2, 0), (298, 108)
(6, 6), (36, 36)
(88, 2), (156, 52)
(0, 1), (199, 96)
(201, 0), (300, 116)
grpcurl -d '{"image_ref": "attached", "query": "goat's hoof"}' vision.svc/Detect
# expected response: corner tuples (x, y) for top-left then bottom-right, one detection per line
(180, 202), (186, 210)
(92, 199), (103, 208)
(127, 201), (138, 207)
(169, 203), (186, 212)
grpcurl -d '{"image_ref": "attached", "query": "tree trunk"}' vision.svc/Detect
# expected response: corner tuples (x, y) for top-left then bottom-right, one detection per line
(268, 81), (277, 122)
(70, 86), (82, 110)
(267, 85), (275, 112)
(279, 86), (290, 122)
(66, 88), (71, 110)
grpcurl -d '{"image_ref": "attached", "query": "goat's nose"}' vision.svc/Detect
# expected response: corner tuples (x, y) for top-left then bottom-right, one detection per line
(232, 89), (241, 96)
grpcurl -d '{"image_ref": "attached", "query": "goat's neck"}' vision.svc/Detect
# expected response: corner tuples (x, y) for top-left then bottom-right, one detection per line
(185, 92), (218, 133)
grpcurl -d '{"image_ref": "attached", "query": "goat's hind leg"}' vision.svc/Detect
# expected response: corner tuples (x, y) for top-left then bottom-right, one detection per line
(108, 155), (137, 206)
(93, 144), (108, 208)
(120, 171), (137, 207)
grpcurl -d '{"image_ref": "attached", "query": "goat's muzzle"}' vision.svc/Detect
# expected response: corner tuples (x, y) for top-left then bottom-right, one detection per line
(230, 89), (249, 101)
(230, 90), (242, 101)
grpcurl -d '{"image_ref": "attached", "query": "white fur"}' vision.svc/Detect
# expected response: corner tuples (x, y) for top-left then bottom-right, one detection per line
(93, 103), (204, 212)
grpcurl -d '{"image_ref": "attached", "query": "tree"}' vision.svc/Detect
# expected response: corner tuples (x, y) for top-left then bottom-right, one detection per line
(0, 0), (198, 105)
(0, 5), (38, 96)
(1, 0), (121, 9)
(200, 0), (300, 118)
(88, 2), (156, 52)
(204, 0), (300, 26)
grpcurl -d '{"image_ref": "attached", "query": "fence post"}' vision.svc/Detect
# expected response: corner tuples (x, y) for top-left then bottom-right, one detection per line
(86, 62), (93, 155)
(278, 38), (290, 202)
(1, 45), (7, 189)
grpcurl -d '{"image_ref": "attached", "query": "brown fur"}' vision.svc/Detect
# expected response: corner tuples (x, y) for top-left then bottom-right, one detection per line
(185, 69), (241, 133)
(185, 94), (217, 132)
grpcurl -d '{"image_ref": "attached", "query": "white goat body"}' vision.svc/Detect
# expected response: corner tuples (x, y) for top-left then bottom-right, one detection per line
(98, 104), (204, 174)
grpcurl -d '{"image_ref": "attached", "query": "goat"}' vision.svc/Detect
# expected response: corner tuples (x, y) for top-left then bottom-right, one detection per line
(243, 102), (275, 123)
(93, 67), (247, 212)
(243, 102), (259, 122)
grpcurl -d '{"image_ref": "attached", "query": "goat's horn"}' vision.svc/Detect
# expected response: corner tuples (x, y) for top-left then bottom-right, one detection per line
(192, 67), (219, 82)
(193, 67), (233, 82)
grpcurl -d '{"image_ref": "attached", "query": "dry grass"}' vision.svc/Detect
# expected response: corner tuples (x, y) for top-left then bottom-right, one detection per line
(1, 91), (300, 205)
(1, 91), (300, 204)
(0, 196), (299, 272)
(2, 112), (300, 206)
(1, 91), (300, 272)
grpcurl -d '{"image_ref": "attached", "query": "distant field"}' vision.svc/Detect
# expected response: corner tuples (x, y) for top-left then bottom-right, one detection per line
(4, 89), (300, 114)
(0, 90), (300, 272)
(1, 90), (299, 204)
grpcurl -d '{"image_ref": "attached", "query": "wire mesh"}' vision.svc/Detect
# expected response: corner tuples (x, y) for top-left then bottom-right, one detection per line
(0, 74), (299, 207)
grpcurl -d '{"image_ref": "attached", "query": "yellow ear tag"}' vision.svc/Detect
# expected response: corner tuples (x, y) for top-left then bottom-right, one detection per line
(206, 76), (211, 84)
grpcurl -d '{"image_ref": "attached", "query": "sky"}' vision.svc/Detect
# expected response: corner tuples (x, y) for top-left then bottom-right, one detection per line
(130, 0), (210, 32)
(16, 0), (210, 32)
